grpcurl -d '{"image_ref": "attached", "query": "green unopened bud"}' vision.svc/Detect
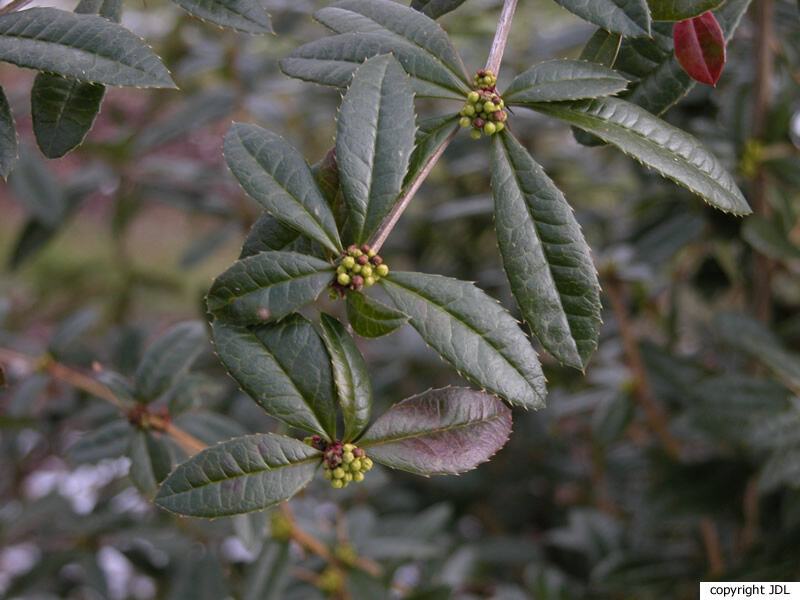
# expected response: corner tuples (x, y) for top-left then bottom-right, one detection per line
(323, 468), (333, 480)
(333, 467), (345, 479)
(467, 91), (479, 103)
(342, 256), (355, 269)
(495, 122), (505, 132)
(349, 248), (363, 257)
(459, 116), (472, 128)
(331, 479), (344, 489)
(361, 265), (373, 278)
(337, 273), (351, 286)
(350, 458), (362, 471)
(367, 249), (377, 258)
(362, 457), (373, 471)
(483, 101), (497, 113)
(337, 265), (347, 275)
(483, 122), (497, 136)
(353, 471), (365, 482)
(352, 264), (362, 274)
(343, 443), (355, 452)
(474, 102), (483, 113)
(376, 264), (389, 277)
(342, 451), (355, 464)
(470, 129), (482, 140)
(364, 276), (376, 287)
(463, 104), (475, 117)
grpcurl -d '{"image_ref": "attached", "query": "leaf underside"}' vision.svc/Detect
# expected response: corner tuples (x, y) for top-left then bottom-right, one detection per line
(528, 96), (750, 215)
(0, 8), (175, 88)
(360, 387), (512, 475)
(212, 317), (338, 439)
(154, 433), (320, 517)
(381, 271), (547, 409)
(490, 131), (602, 369)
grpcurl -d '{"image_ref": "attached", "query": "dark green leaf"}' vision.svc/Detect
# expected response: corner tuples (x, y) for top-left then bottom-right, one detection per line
(714, 311), (800, 389)
(128, 430), (173, 496)
(243, 540), (290, 600)
(154, 433), (320, 517)
(528, 97), (751, 215)
(504, 59), (629, 104)
(68, 420), (132, 464)
(410, 0), (468, 18)
(320, 313), (372, 442)
(346, 291), (408, 338)
(224, 123), (342, 253)
(490, 131), (601, 369)
(134, 90), (236, 154)
(316, 0), (467, 80)
(360, 387), (512, 474)
(0, 8), (175, 88)
(552, 0), (651, 36)
(279, 32), (468, 100)
(580, 28), (623, 67)
(212, 317), (338, 438)
(380, 272), (547, 408)
(0, 85), (17, 178)
(96, 369), (136, 405)
(742, 215), (800, 261)
(207, 251), (334, 325)
(171, 0), (272, 33)
(311, 147), (340, 208)
(337, 55), (415, 244)
(240, 213), (302, 259)
(647, 0), (722, 20)
(134, 321), (207, 401)
(404, 114), (459, 191)
(31, 74), (105, 159)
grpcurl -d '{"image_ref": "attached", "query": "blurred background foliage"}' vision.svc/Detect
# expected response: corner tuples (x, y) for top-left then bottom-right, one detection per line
(1, 0), (800, 598)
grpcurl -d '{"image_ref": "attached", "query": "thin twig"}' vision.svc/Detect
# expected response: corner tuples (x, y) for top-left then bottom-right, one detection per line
(603, 276), (683, 460)
(0, 0), (32, 14)
(485, 0), (518, 75)
(750, 0), (775, 324)
(700, 518), (726, 575)
(0, 346), (207, 456)
(368, 127), (458, 253)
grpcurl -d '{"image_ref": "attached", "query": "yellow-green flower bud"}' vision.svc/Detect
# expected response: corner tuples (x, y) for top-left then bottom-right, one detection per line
(337, 265), (347, 275)
(463, 105), (475, 117)
(474, 102), (483, 113)
(333, 467), (345, 479)
(353, 471), (365, 482)
(344, 472), (353, 482)
(343, 443), (355, 452)
(364, 276), (376, 287)
(331, 479), (344, 489)
(483, 122), (497, 136)
(337, 273), (351, 286)
(467, 91), (479, 103)
(496, 122), (505, 132)
(459, 116), (472, 128)
(350, 459), (362, 471)
(367, 249), (377, 258)
(470, 129), (482, 140)
(323, 467), (333, 480)
(362, 457), (373, 471)
(342, 256), (355, 269)
(342, 451), (354, 464)
(483, 101), (497, 113)
(376, 264), (389, 277)
(361, 265), (373, 278)
(352, 264), (361, 274)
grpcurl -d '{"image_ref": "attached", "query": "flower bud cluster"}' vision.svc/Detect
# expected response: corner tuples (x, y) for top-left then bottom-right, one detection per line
(329, 244), (389, 298)
(311, 440), (374, 488)
(460, 70), (508, 139)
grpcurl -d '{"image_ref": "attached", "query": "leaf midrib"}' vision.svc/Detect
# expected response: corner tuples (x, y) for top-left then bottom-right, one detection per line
(383, 276), (535, 389)
(361, 408), (507, 447)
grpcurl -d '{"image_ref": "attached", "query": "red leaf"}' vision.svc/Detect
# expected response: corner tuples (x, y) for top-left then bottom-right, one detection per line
(673, 11), (726, 86)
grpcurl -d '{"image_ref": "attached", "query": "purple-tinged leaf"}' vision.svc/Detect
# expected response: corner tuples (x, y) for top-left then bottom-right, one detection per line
(673, 11), (725, 86)
(359, 387), (512, 475)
